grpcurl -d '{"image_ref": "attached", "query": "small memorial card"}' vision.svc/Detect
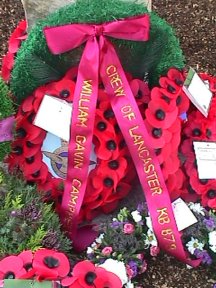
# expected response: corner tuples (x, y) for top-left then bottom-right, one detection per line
(4, 280), (53, 288)
(34, 95), (72, 141)
(172, 198), (197, 231)
(193, 141), (216, 179)
(183, 67), (213, 117)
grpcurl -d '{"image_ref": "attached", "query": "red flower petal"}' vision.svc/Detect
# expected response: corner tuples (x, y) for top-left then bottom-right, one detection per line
(33, 249), (70, 278)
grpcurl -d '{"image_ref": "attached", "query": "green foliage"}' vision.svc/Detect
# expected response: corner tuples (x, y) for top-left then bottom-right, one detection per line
(11, 0), (184, 102)
(0, 168), (72, 259)
(0, 77), (14, 160)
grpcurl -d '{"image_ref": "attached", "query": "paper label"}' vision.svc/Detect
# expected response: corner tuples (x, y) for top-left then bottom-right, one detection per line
(4, 280), (53, 288)
(183, 68), (213, 117)
(172, 198), (197, 231)
(193, 141), (216, 179)
(34, 95), (72, 141)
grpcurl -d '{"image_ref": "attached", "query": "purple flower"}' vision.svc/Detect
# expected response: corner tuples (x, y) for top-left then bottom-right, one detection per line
(137, 203), (145, 213)
(110, 221), (123, 228)
(203, 217), (216, 230)
(128, 260), (138, 277)
(194, 249), (212, 265)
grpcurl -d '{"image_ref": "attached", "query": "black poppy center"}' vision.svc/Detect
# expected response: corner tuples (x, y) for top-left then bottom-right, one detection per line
(60, 89), (70, 98)
(85, 272), (97, 285)
(26, 156), (35, 164)
(104, 177), (114, 187)
(176, 95), (182, 105)
(175, 78), (183, 86)
(26, 141), (34, 148)
(192, 128), (202, 137)
(16, 128), (27, 138)
(136, 90), (143, 99)
(207, 189), (216, 199)
(155, 109), (165, 120)
(5, 272), (15, 279)
(104, 109), (114, 119)
(14, 146), (23, 155)
(206, 129), (212, 138)
(152, 128), (162, 138)
(43, 256), (60, 268)
(97, 121), (107, 131)
(32, 170), (40, 178)
(108, 160), (119, 170)
(24, 263), (33, 271)
(167, 85), (176, 93)
(106, 140), (117, 150)
(199, 179), (208, 185)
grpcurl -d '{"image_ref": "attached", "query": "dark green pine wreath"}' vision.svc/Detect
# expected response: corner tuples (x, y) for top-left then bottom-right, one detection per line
(11, 0), (185, 103)
(0, 77), (14, 161)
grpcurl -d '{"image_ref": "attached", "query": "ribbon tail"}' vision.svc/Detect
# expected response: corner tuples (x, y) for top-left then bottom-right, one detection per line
(60, 38), (99, 251)
(99, 37), (199, 267)
(0, 116), (15, 142)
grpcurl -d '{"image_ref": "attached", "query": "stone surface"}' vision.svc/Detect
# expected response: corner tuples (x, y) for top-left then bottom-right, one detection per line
(21, 0), (151, 29)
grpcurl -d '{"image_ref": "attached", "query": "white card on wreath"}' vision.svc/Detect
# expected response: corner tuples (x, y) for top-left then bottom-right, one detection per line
(193, 141), (216, 179)
(183, 68), (213, 117)
(172, 198), (197, 231)
(34, 95), (72, 141)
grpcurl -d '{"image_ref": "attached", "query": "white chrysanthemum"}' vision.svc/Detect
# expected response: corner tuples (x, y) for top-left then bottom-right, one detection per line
(208, 231), (216, 252)
(131, 210), (142, 223)
(186, 237), (204, 254)
(145, 216), (153, 231)
(95, 233), (104, 244)
(125, 280), (134, 288)
(99, 259), (128, 285)
(145, 229), (157, 247)
(86, 247), (94, 254)
(188, 202), (205, 216)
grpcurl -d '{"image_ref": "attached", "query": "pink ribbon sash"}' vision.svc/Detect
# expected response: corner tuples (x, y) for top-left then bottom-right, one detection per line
(44, 15), (199, 265)
(0, 116), (14, 142)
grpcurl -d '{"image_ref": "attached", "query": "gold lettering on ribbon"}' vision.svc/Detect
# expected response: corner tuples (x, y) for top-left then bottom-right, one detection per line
(106, 64), (177, 251)
(157, 208), (177, 250)
(77, 80), (93, 127)
(74, 135), (86, 169)
(106, 65), (126, 97)
(66, 178), (82, 225)
(128, 125), (163, 196)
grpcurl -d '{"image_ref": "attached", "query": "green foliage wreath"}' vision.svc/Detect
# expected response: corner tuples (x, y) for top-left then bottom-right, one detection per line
(11, 0), (184, 102)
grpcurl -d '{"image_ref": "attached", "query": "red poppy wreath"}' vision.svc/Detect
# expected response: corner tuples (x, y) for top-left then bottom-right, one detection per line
(180, 73), (216, 208)
(8, 67), (189, 222)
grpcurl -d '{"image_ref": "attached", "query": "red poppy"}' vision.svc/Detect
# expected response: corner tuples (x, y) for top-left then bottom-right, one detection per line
(130, 78), (150, 106)
(45, 78), (75, 103)
(0, 256), (26, 280)
(144, 120), (172, 149)
(159, 76), (181, 95)
(61, 260), (122, 288)
(33, 249), (70, 279)
(201, 183), (216, 208)
(1, 52), (14, 82)
(8, 20), (27, 53)
(145, 99), (178, 129)
(167, 68), (185, 85)
(155, 143), (172, 164)
(151, 87), (177, 111)
(1, 20), (27, 82)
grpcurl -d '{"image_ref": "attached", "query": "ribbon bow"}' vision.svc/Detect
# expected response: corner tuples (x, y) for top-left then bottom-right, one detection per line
(44, 15), (199, 266)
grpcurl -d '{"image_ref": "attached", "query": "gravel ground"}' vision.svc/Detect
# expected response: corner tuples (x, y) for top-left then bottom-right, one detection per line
(0, 0), (216, 287)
